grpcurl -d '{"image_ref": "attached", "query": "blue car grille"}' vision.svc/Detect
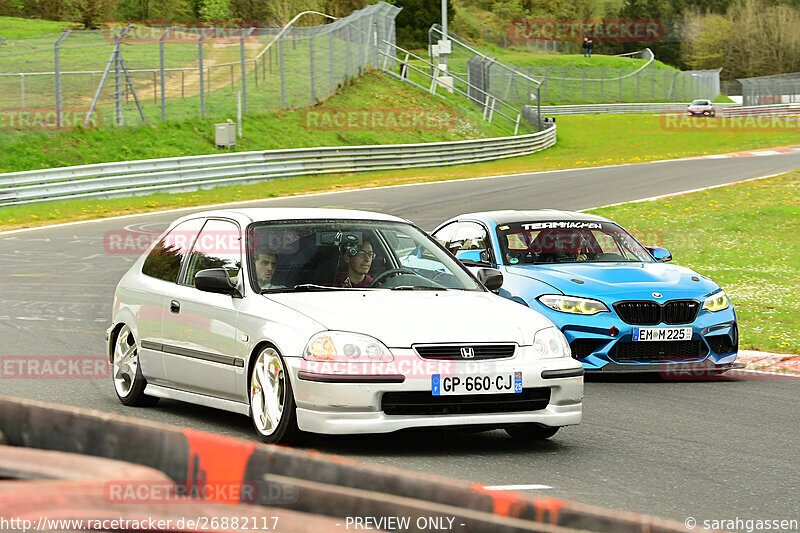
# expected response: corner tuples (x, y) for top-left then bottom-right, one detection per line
(610, 339), (707, 363)
(414, 344), (516, 360)
(614, 300), (700, 325)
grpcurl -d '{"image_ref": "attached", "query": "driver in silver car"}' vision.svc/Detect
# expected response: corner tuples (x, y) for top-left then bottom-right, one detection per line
(335, 238), (378, 288)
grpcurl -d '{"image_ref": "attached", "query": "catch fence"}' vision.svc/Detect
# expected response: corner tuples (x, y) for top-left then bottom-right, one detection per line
(0, 2), (400, 129)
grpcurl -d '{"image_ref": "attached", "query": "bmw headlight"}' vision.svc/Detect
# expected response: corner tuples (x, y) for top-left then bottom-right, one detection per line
(303, 331), (393, 362)
(539, 295), (609, 315)
(703, 291), (730, 312)
(532, 327), (571, 359)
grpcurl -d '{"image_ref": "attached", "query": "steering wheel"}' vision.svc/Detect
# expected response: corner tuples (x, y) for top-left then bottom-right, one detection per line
(369, 268), (423, 287)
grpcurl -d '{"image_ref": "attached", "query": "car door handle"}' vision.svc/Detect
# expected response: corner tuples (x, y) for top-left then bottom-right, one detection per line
(170, 300), (180, 314)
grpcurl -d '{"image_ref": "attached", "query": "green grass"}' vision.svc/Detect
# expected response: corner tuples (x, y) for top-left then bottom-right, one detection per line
(0, 15), (77, 38)
(481, 47), (675, 70)
(1, 103), (798, 231)
(0, 70), (509, 173)
(587, 172), (800, 355)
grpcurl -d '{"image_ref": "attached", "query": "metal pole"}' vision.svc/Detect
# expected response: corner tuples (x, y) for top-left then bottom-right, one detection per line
(309, 33), (316, 104)
(241, 27), (253, 113)
(280, 38), (286, 109)
(114, 45), (122, 126)
(159, 27), (172, 122)
(237, 90), (242, 138)
(345, 24), (351, 80)
(441, 0), (448, 70)
(329, 32), (335, 96)
(54, 30), (71, 130)
(20, 74), (25, 112)
(198, 33), (205, 117)
(153, 71), (157, 103)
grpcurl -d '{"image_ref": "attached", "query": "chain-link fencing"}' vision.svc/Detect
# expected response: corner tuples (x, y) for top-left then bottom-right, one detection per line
(429, 26), (720, 106)
(738, 72), (800, 106)
(0, 2), (400, 130)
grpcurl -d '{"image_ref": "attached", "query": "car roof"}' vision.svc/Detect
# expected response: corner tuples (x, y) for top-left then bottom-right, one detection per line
(454, 209), (613, 226)
(173, 207), (409, 225)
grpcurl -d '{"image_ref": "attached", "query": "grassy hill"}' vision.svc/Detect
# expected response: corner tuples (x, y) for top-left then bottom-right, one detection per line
(0, 15), (78, 37)
(0, 70), (514, 173)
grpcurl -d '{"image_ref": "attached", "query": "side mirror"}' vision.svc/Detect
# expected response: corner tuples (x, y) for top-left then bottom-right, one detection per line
(195, 268), (239, 296)
(476, 268), (503, 292)
(646, 247), (672, 262)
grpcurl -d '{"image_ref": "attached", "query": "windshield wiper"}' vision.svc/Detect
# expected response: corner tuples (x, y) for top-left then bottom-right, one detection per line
(261, 284), (344, 294)
(391, 285), (445, 291)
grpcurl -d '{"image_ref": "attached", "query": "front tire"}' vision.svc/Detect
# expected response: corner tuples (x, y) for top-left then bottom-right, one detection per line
(505, 424), (560, 440)
(112, 324), (159, 407)
(249, 346), (302, 444)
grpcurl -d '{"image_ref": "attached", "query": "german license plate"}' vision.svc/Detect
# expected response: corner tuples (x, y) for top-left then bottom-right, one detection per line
(632, 327), (692, 342)
(431, 371), (522, 396)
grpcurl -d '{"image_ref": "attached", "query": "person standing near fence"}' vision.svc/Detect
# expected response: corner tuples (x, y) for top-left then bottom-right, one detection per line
(583, 36), (593, 58)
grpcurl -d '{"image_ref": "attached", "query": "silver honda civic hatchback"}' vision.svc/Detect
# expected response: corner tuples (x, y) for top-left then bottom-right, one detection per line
(107, 208), (584, 443)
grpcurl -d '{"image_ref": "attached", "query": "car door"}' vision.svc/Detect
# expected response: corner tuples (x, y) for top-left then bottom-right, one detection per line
(136, 218), (204, 386)
(161, 218), (243, 400)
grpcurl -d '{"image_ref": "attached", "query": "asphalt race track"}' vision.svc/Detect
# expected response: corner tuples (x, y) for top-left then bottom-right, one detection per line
(1, 152), (799, 529)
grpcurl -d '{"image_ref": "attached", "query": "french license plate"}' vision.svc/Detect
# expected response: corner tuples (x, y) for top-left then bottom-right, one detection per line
(431, 372), (522, 396)
(632, 327), (693, 342)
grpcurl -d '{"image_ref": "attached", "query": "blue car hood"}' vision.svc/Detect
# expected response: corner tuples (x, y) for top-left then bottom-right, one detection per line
(505, 262), (720, 299)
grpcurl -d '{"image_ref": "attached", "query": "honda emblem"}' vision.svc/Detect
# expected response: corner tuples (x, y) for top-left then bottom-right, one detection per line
(460, 347), (475, 359)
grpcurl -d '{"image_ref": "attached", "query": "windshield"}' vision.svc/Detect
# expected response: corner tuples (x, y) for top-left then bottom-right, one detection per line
(496, 221), (654, 265)
(691, 100), (710, 106)
(247, 220), (483, 292)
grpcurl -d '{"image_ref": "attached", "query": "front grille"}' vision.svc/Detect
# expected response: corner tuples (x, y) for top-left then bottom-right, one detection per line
(569, 339), (606, 359)
(614, 300), (700, 325)
(381, 388), (551, 416)
(610, 340), (707, 363)
(707, 335), (735, 354)
(414, 344), (516, 360)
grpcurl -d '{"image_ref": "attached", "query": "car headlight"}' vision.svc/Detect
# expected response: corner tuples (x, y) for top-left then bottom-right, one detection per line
(303, 331), (393, 362)
(703, 291), (730, 312)
(532, 327), (571, 359)
(538, 295), (609, 315)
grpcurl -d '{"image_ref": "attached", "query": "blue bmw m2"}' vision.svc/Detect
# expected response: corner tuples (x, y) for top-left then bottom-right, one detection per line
(431, 210), (739, 373)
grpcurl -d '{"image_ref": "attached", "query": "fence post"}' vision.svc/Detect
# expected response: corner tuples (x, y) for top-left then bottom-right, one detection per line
(651, 70), (654, 99)
(280, 37), (286, 109)
(582, 69), (585, 101)
(240, 27), (254, 113)
(309, 32), (316, 104)
(114, 44), (122, 125)
(345, 24), (351, 80)
(198, 33), (205, 118)
(20, 74), (25, 112)
(600, 68), (604, 100)
(329, 31), (335, 96)
(54, 30), (72, 130)
(159, 27), (173, 122)
(636, 70), (640, 100)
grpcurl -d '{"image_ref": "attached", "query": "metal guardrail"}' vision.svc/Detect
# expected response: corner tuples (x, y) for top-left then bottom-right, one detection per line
(537, 102), (741, 115)
(0, 127), (556, 206)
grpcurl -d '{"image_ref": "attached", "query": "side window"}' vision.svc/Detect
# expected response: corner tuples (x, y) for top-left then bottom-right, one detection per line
(183, 219), (242, 287)
(431, 223), (456, 249)
(450, 222), (490, 254)
(141, 219), (205, 283)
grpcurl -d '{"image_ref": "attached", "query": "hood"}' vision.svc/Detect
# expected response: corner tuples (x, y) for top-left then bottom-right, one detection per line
(265, 290), (553, 348)
(506, 262), (720, 300)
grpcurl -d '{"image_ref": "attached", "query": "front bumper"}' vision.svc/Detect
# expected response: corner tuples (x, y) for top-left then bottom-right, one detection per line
(531, 302), (738, 372)
(285, 353), (584, 435)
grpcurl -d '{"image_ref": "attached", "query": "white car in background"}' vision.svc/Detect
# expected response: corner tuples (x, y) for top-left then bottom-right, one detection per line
(107, 208), (584, 443)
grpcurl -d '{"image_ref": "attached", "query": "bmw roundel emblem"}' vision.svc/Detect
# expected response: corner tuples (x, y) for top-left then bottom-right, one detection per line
(652, 292), (663, 298)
